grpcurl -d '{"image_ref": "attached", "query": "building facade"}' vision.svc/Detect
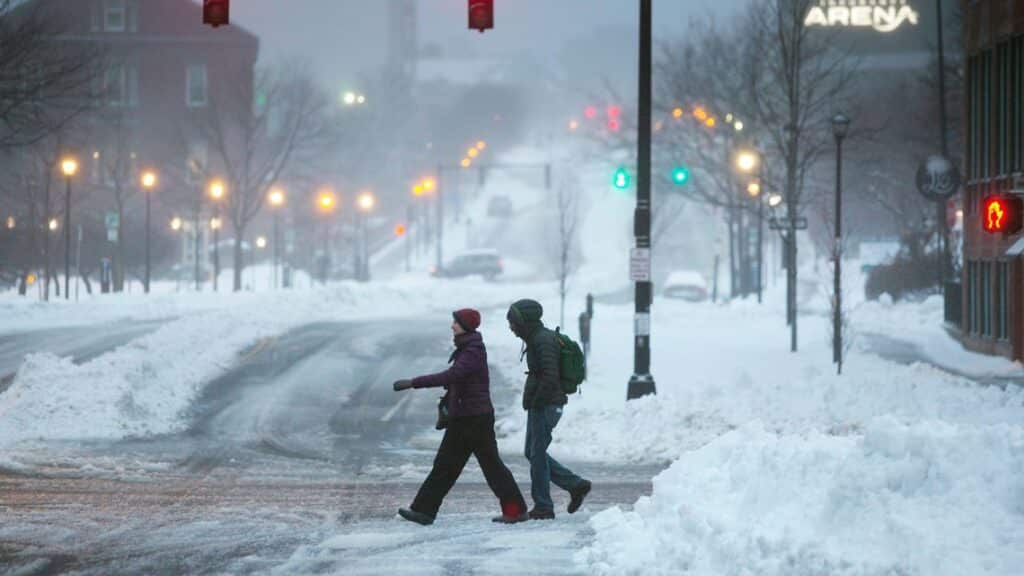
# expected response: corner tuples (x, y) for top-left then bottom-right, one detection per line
(961, 0), (1024, 359)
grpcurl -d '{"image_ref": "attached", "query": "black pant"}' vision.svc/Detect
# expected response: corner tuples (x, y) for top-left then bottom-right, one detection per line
(411, 413), (526, 518)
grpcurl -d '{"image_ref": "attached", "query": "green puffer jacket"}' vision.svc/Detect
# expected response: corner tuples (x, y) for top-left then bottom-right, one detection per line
(507, 299), (568, 411)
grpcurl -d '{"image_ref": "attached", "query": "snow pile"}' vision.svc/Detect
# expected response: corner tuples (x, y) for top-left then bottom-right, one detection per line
(580, 418), (1024, 575)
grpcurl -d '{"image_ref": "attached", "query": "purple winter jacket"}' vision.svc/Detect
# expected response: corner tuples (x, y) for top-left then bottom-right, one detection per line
(411, 331), (494, 419)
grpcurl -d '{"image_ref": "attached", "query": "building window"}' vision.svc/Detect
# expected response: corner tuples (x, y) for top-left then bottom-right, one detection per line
(186, 64), (208, 108)
(104, 62), (138, 107)
(104, 0), (126, 32)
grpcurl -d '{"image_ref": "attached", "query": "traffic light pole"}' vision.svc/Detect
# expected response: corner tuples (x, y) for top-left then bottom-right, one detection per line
(627, 0), (656, 400)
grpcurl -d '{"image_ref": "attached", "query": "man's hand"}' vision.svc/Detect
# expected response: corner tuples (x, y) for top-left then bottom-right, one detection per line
(393, 379), (413, 391)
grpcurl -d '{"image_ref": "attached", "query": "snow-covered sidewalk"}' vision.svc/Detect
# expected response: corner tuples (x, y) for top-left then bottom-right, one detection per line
(527, 295), (1024, 575)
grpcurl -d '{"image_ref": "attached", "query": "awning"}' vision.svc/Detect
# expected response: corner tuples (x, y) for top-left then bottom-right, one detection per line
(1005, 236), (1024, 256)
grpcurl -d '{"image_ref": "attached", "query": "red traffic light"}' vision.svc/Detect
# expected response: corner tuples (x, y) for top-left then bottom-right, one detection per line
(982, 195), (1023, 235)
(203, 0), (229, 27)
(469, 0), (494, 33)
(584, 106), (598, 120)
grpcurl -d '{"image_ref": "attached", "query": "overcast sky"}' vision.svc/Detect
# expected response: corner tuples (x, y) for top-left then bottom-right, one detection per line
(230, 0), (751, 91)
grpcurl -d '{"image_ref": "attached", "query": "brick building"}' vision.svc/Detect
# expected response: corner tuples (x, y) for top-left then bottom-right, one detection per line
(961, 0), (1024, 359)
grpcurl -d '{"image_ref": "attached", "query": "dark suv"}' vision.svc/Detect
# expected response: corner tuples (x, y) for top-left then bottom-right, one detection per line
(432, 250), (503, 280)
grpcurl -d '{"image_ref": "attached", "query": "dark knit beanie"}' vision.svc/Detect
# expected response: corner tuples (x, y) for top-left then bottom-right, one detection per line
(453, 308), (481, 332)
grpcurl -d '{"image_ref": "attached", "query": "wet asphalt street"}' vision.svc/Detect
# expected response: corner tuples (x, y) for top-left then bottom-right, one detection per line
(0, 319), (659, 575)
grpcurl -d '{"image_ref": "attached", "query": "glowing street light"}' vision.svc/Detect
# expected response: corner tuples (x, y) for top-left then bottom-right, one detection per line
(412, 183), (425, 197)
(208, 179), (226, 291)
(49, 218), (59, 231)
(768, 194), (783, 207)
(423, 178), (436, 193)
(747, 181), (761, 197)
(475, 140), (486, 150)
(460, 158), (472, 169)
(5, 216), (14, 230)
(735, 150), (760, 174)
(140, 169), (158, 293)
(268, 187), (286, 290)
(467, 147), (479, 159)
(734, 121), (744, 132)
(317, 189), (337, 212)
(256, 236), (267, 249)
(59, 156), (78, 300)
(568, 119), (579, 131)
(171, 217), (183, 231)
(672, 107), (684, 119)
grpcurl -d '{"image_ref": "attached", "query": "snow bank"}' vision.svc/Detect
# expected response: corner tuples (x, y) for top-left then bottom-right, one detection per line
(580, 418), (1024, 575)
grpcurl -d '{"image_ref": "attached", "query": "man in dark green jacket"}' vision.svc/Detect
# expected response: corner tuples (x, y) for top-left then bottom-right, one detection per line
(507, 299), (591, 519)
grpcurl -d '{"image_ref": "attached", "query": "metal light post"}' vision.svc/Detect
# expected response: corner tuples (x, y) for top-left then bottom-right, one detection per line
(747, 181), (764, 303)
(627, 0), (656, 400)
(268, 188), (285, 290)
(141, 170), (157, 294)
(59, 157), (78, 300)
(831, 113), (850, 374)
(171, 217), (183, 291)
(357, 191), (375, 282)
(208, 179), (226, 292)
(735, 148), (761, 302)
(316, 189), (337, 285)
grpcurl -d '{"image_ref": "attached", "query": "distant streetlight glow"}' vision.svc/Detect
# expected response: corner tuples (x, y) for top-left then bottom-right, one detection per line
(210, 217), (222, 230)
(735, 150), (760, 173)
(672, 107), (684, 119)
(460, 158), (472, 169)
(747, 181), (761, 197)
(141, 170), (157, 190)
(423, 178), (436, 192)
(568, 119), (579, 131)
(768, 194), (783, 207)
(171, 217), (182, 231)
(468, 147), (479, 158)
(317, 189), (337, 212)
(256, 236), (267, 249)
(209, 179), (226, 201)
(268, 188), (286, 207)
(475, 140), (486, 150)
(60, 157), (78, 177)
(5, 216), (14, 229)
(49, 218), (59, 231)
(357, 191), (376, 212)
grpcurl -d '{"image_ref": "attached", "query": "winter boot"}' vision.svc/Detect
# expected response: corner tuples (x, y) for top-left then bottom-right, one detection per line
(398, 508), (434, 526)
(528, 507), (555, 520)
(568, 480), (592, 514)
(492, 500), (529, 524)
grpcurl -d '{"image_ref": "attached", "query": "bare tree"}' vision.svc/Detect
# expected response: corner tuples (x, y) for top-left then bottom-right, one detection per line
(199, 63), (337, 291)
(0, 0), (100, 149)
(549, 170), (582, 329)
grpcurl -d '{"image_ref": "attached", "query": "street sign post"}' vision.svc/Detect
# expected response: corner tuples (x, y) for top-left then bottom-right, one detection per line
(630, 248), (651, 282)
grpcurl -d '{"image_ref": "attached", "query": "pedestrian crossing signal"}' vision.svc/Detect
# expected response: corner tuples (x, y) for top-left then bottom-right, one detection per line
(982, 195), (1023, 235)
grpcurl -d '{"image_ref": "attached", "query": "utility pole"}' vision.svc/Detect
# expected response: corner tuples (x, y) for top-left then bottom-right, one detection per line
(935, 0), (950, 289)
(627, 0), (656, 400)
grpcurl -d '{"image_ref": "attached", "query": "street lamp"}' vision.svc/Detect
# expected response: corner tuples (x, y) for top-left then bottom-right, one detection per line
(316, 189), (337, 285)
(59, 156), (77, 300)
(357, 191), (375, 282)
(208, 179), (226, 291)
(735, 149), (759, 174)
(141, 170), (158, 294)
(768, 193), (783, 208)
(831, 112), (850, 374)
(171, 217), (182, 231)
(49, 218), (59, 231)
(5, 216), (14, 230)
(475, 140), (486, 151)
(460, 158), (472, 169)
(256, 236), (267, 249)
(268, 187), (286, 290)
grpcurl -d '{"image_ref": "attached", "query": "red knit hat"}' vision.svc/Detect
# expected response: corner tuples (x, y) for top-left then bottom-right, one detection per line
(453, 308), (481, 332)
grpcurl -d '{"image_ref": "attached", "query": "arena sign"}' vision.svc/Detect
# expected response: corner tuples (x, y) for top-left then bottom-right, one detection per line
(804, 1), (920, 33)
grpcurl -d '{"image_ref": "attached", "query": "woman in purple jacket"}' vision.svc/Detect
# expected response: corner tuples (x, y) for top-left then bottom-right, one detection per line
(392, 308), (528, 526)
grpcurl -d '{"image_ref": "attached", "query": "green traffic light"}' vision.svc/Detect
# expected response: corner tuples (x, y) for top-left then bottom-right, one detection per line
(671, 167), (690, 185)
(613, 167), (630, 190)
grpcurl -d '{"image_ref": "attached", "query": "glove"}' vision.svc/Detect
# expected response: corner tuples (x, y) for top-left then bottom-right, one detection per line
(393, 379), (413, 391)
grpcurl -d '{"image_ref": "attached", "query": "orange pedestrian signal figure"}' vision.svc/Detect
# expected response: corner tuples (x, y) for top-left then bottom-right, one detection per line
(469, 0), (494, 33)
(982, 195), (1023, 235)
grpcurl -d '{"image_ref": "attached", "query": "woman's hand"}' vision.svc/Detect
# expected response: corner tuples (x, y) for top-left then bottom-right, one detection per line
(393, 379), (413, 391)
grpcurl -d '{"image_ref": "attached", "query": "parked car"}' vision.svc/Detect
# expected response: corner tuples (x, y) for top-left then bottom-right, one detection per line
(432, 249), (504, 280)
(487, 195), (514, 218)
(662, 270), (708, 301)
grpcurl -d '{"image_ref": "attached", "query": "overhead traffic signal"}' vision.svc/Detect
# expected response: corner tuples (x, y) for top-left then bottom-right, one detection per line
(613, 167), (631, 190)
(671, 167), (690, 185)
(203, 0), (229, 27)
(469, 0), (494, 33)
(982, 195), (1023, 235)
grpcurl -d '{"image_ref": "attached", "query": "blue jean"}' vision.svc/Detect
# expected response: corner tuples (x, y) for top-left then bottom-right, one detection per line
(525, 405), (583, 510)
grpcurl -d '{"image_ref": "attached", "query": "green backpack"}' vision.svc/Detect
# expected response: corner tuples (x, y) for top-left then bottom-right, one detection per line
(554, 327), (586, 395)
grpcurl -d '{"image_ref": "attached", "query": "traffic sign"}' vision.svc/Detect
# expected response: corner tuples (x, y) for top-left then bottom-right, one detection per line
(769, 217), (808, 231)
(630, 248), (651, 282)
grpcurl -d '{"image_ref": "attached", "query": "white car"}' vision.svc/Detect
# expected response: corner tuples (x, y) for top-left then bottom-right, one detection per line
(662, 270), (709, 302)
